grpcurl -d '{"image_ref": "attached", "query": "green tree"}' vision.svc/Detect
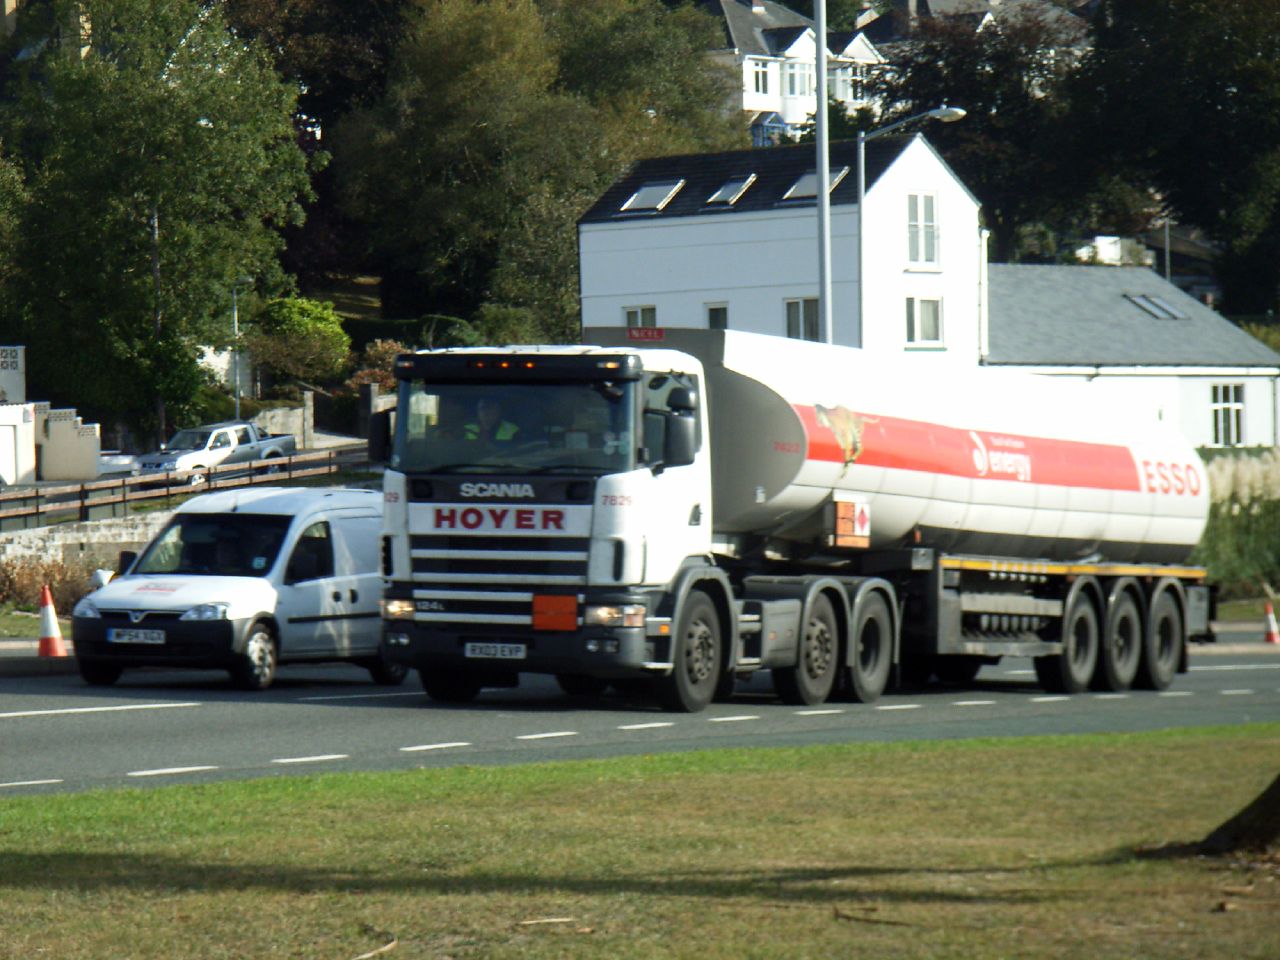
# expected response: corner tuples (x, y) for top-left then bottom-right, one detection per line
(1, 0), (314, 441)
(245, 296), (352, 385)
(1079, 0), (1280, 314)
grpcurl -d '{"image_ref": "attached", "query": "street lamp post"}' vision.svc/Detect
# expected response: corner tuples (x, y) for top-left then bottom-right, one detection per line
(855, 104), (966, 348)
(815, 0), (832, 343)
(230, 276), (252, 419)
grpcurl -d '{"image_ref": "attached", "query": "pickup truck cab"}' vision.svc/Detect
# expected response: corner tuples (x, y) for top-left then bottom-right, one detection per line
(136, 420), (297, 485)
(71, 487), (402, 690)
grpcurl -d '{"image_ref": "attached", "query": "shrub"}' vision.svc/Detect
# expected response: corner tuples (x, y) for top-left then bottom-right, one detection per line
(0, 555), (101, 613)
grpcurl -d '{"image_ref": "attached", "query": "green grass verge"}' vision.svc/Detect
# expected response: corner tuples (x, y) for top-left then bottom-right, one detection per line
(2, 726), (1278, 958)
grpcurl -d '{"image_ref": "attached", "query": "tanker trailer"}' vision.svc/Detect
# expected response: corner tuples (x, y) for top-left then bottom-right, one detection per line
(377, 328), (1211, 712)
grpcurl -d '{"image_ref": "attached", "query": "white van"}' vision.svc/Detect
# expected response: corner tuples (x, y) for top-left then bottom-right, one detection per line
(71, 487), (403, 690)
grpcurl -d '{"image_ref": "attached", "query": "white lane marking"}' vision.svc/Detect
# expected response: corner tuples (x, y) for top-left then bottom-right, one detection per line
(516, 731), (578, 740)
(708, 715), (760, 723)
(1158, 691), (1193, 697)
(296, 692), (424, 702)
(1031, 696), (1071, 703)
(0, 702), (200, 720)
(952, 700), (996, 707)
(1221, 689), (1255, 696)
(0, 779), (64, 788)
(617, 722), (674, 730)
(876, 703), (922, 711)
(271, 754), (349, 765)
(1005, 669), (1035, 676)
(400, 741), (471, 752)
(1190, 663), (1280, 672)
(127, 765), (218, 778)
(795, 709), (844, 716)
(1094, 694), (1129, 700)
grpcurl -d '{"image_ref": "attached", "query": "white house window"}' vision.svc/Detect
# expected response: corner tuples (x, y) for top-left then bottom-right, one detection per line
(853, 62), (869, 101)
(829, 64), (853, 102)
(1211, 383), (1244, 446)
(626, 306), (657, 328)
(707, 304), (728, 330)
(753, 60), (769, 95)
(908, 193), (939, 264)
(786, 298), (820, 341)
(906, 298), (942, 344)
(784, 61), (814, 97)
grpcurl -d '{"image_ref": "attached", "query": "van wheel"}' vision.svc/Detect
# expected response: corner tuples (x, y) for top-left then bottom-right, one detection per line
(845, 593), (892, 703)
(78, 658), (123, 686)
(774, 594), (839, 705)
(421, 668), (481, 703)
(657, 590), (721, 713)
(231, 623), (277, 690)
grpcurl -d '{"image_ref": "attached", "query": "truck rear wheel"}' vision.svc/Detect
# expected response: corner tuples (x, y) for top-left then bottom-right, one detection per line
(1034, 594), (1098, 694)
(658, 590), (721, 713)
(1136, 591), (1182, 690)
(774, 594), (839, 705)
(421, 668), (482, 704)
(1095, 593), (1142, 691)
(844, 593), (892, 703)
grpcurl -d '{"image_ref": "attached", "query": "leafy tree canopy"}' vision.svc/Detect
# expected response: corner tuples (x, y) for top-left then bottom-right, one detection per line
(247, 296), (352, 384)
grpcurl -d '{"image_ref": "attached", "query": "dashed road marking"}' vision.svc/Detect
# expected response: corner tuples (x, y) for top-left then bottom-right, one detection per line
(1094, 694), (1129, 700)
(617, 722), (674, 730)
(876, 703), (922, 711)
(1221, 689), (1254, 696)
(795, 709), (844, 716)
(271, 754), (349, 765)
(127, 765), (218, 778)
(1158, 691), (1193, 697)
(708, 715), (760, 723)
(1031, 696), (1071, 703)
(400, 741), (471, 752)
(952, 700), (996, 707)
(297, 692), (425, 702)
(0, 779), (64, 788)
(516, 731), (578, 740)
(0, 702), (200, 720)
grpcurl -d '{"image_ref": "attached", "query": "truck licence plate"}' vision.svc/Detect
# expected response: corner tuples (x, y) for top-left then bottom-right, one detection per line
(464, 642), (526, 660)
(107, 628), (165, 645)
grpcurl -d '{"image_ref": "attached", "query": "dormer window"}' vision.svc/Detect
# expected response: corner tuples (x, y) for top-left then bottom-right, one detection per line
(620, 179), (685, 213)
(784, 166), (849, 200)
(706, 174), (757, 206)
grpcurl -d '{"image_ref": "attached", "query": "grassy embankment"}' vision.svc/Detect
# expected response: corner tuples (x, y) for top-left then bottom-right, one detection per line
(2, 726), (1277, 959)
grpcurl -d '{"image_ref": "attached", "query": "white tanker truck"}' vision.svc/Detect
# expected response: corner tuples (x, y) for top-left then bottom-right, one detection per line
(374, 328), (1212, 712)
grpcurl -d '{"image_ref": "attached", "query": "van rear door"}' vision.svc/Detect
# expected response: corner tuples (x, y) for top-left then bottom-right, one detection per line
(329, 512), (382, 655)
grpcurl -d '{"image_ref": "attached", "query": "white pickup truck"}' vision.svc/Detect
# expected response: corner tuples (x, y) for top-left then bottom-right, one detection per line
(71, 487), (404, 690)
(136, 419), (297, 484)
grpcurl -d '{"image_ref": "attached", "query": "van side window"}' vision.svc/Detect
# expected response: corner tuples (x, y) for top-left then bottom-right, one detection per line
(287, 521), (334, 582)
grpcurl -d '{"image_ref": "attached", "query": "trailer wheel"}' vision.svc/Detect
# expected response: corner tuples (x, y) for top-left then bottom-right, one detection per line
(1034, 594), (1098, 693)
(1136, 591), (1182, 691)
(421, 668), (482, 704)
(845, 593), (892, 703)
(1094, 593), (1142, 691)
(658, 590), (721, 713)
(556, 673), (609, 699)
(772, 594), (839, 705)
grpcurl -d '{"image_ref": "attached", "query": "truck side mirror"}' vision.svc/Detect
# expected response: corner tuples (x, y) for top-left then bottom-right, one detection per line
(663, 413), (697, 469)
(368, 410), (392, 464)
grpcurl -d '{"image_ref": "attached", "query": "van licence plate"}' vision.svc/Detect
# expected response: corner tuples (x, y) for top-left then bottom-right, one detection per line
(464, 642), (526, 660)
(107, 628), (165, 645)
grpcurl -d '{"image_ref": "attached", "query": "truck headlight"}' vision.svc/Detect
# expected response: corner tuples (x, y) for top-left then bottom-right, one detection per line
(73, 598), (100, 618)
(382, 599), (416, 620)
(584, 604), (645, 628)
(180, 602), (229, 621)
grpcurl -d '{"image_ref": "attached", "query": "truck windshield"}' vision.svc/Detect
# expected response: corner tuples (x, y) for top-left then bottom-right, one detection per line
(391, 380), (636, 475)
(134, 514), (293, 576)
(167, 429), (211, 450)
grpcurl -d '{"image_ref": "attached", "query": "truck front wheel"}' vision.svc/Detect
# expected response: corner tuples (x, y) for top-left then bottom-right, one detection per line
(774, 594), (839, 705)
(658, 590), (721, 713)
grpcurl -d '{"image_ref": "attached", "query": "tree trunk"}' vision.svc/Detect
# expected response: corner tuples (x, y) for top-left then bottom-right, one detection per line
(1199, 772), (1280, 855)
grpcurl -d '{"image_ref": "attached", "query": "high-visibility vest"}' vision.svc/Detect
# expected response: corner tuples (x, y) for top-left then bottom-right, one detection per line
(464, 420), (519, 441)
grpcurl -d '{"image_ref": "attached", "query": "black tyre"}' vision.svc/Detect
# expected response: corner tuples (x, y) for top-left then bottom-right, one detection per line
(845, 593), (892, 703)
(231, 623), (278, 690)
(1136, 590), (1182, 691)
(1034, 593), (1098, 694)
(934, 655), (984, 686)
(421, 668), (482, 704)
(77, 658), (122, 687)
(657, 590), (722, 713)
(774, 593), (840, 705)
(1094, 593), (1142, 691)
(364, 653), (409, 686)
(556, 673), (609, 698)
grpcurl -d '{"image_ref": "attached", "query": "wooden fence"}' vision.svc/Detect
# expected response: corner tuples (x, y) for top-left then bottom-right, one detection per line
(0, 444), (371, 533)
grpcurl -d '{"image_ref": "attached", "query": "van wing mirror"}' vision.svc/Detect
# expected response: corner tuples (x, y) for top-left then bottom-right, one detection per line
(117, 550), (137, 575)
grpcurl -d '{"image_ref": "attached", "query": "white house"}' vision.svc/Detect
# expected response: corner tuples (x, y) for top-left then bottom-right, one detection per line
(578, 134), (984, 374)
(697, 0), (884, 145)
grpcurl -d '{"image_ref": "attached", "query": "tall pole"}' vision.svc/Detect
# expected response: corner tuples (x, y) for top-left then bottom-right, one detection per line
(815, 0), (833, 343)
(231, 285), (241, 419)
(856, 127), (866, 349)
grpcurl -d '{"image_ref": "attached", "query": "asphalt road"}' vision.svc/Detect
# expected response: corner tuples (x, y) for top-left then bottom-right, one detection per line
(3, 647), (1278, 796)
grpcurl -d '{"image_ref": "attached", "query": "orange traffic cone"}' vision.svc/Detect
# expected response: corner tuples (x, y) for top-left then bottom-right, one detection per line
(1266, 601), (1280, 646)
(37, 585), (68, 658)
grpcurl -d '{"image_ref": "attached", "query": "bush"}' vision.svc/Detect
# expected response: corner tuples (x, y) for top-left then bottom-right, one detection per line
(0, 555), (101, 613)
(1193, 450), (1280, 597)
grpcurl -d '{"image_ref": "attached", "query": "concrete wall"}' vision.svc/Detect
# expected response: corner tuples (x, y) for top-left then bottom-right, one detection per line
(36, 405), (102, 481)
(0, 510), (175, 566)
(254, 392), (314, 449)
(0, 403), (37, 485)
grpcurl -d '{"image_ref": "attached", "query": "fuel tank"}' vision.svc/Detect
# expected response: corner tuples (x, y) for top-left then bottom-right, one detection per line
(628, 329), (1208, 565)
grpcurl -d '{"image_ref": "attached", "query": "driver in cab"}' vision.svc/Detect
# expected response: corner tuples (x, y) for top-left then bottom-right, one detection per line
(464, 397), (519, 443)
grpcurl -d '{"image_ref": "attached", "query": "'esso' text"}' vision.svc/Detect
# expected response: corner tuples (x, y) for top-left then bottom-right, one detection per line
(1141, 460), (1202, 496)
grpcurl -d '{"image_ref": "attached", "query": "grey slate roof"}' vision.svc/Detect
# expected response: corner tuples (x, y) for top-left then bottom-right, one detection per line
(695, 0), (812, 56)
(986, 264), (1280, 368)
(578, 137), (913, 225)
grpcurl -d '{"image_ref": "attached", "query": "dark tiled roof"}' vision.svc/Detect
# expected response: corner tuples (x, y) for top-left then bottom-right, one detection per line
(986, 264), (1280, 367)
(579, 137), (913, 225)
(694, 0), (812, 57)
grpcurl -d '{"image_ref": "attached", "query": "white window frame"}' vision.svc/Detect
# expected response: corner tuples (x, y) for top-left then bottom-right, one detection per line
(829, 63), (853, 103)
(905, 297), (943, 345)
(908, 193), (939, 265)
(706, 303), (728, 330)
(785, 298), (820, 342)
(784, 61), (814, 98)
(625, 305), (656, 328)
(752, 60), (769, 95)
(1211, 383), (1245, 446)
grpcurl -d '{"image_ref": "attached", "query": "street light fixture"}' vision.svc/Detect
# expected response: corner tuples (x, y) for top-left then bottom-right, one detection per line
(855, 104), (966, 347)
(230, 276), (252, 419)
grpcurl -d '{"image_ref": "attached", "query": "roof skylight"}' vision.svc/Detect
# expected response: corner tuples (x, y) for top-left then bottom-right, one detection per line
(706, 173), (757, 206)
(1125, 293), (1187, 320)
(620, 179), (686, 213)
(784, 165), (849, 200)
